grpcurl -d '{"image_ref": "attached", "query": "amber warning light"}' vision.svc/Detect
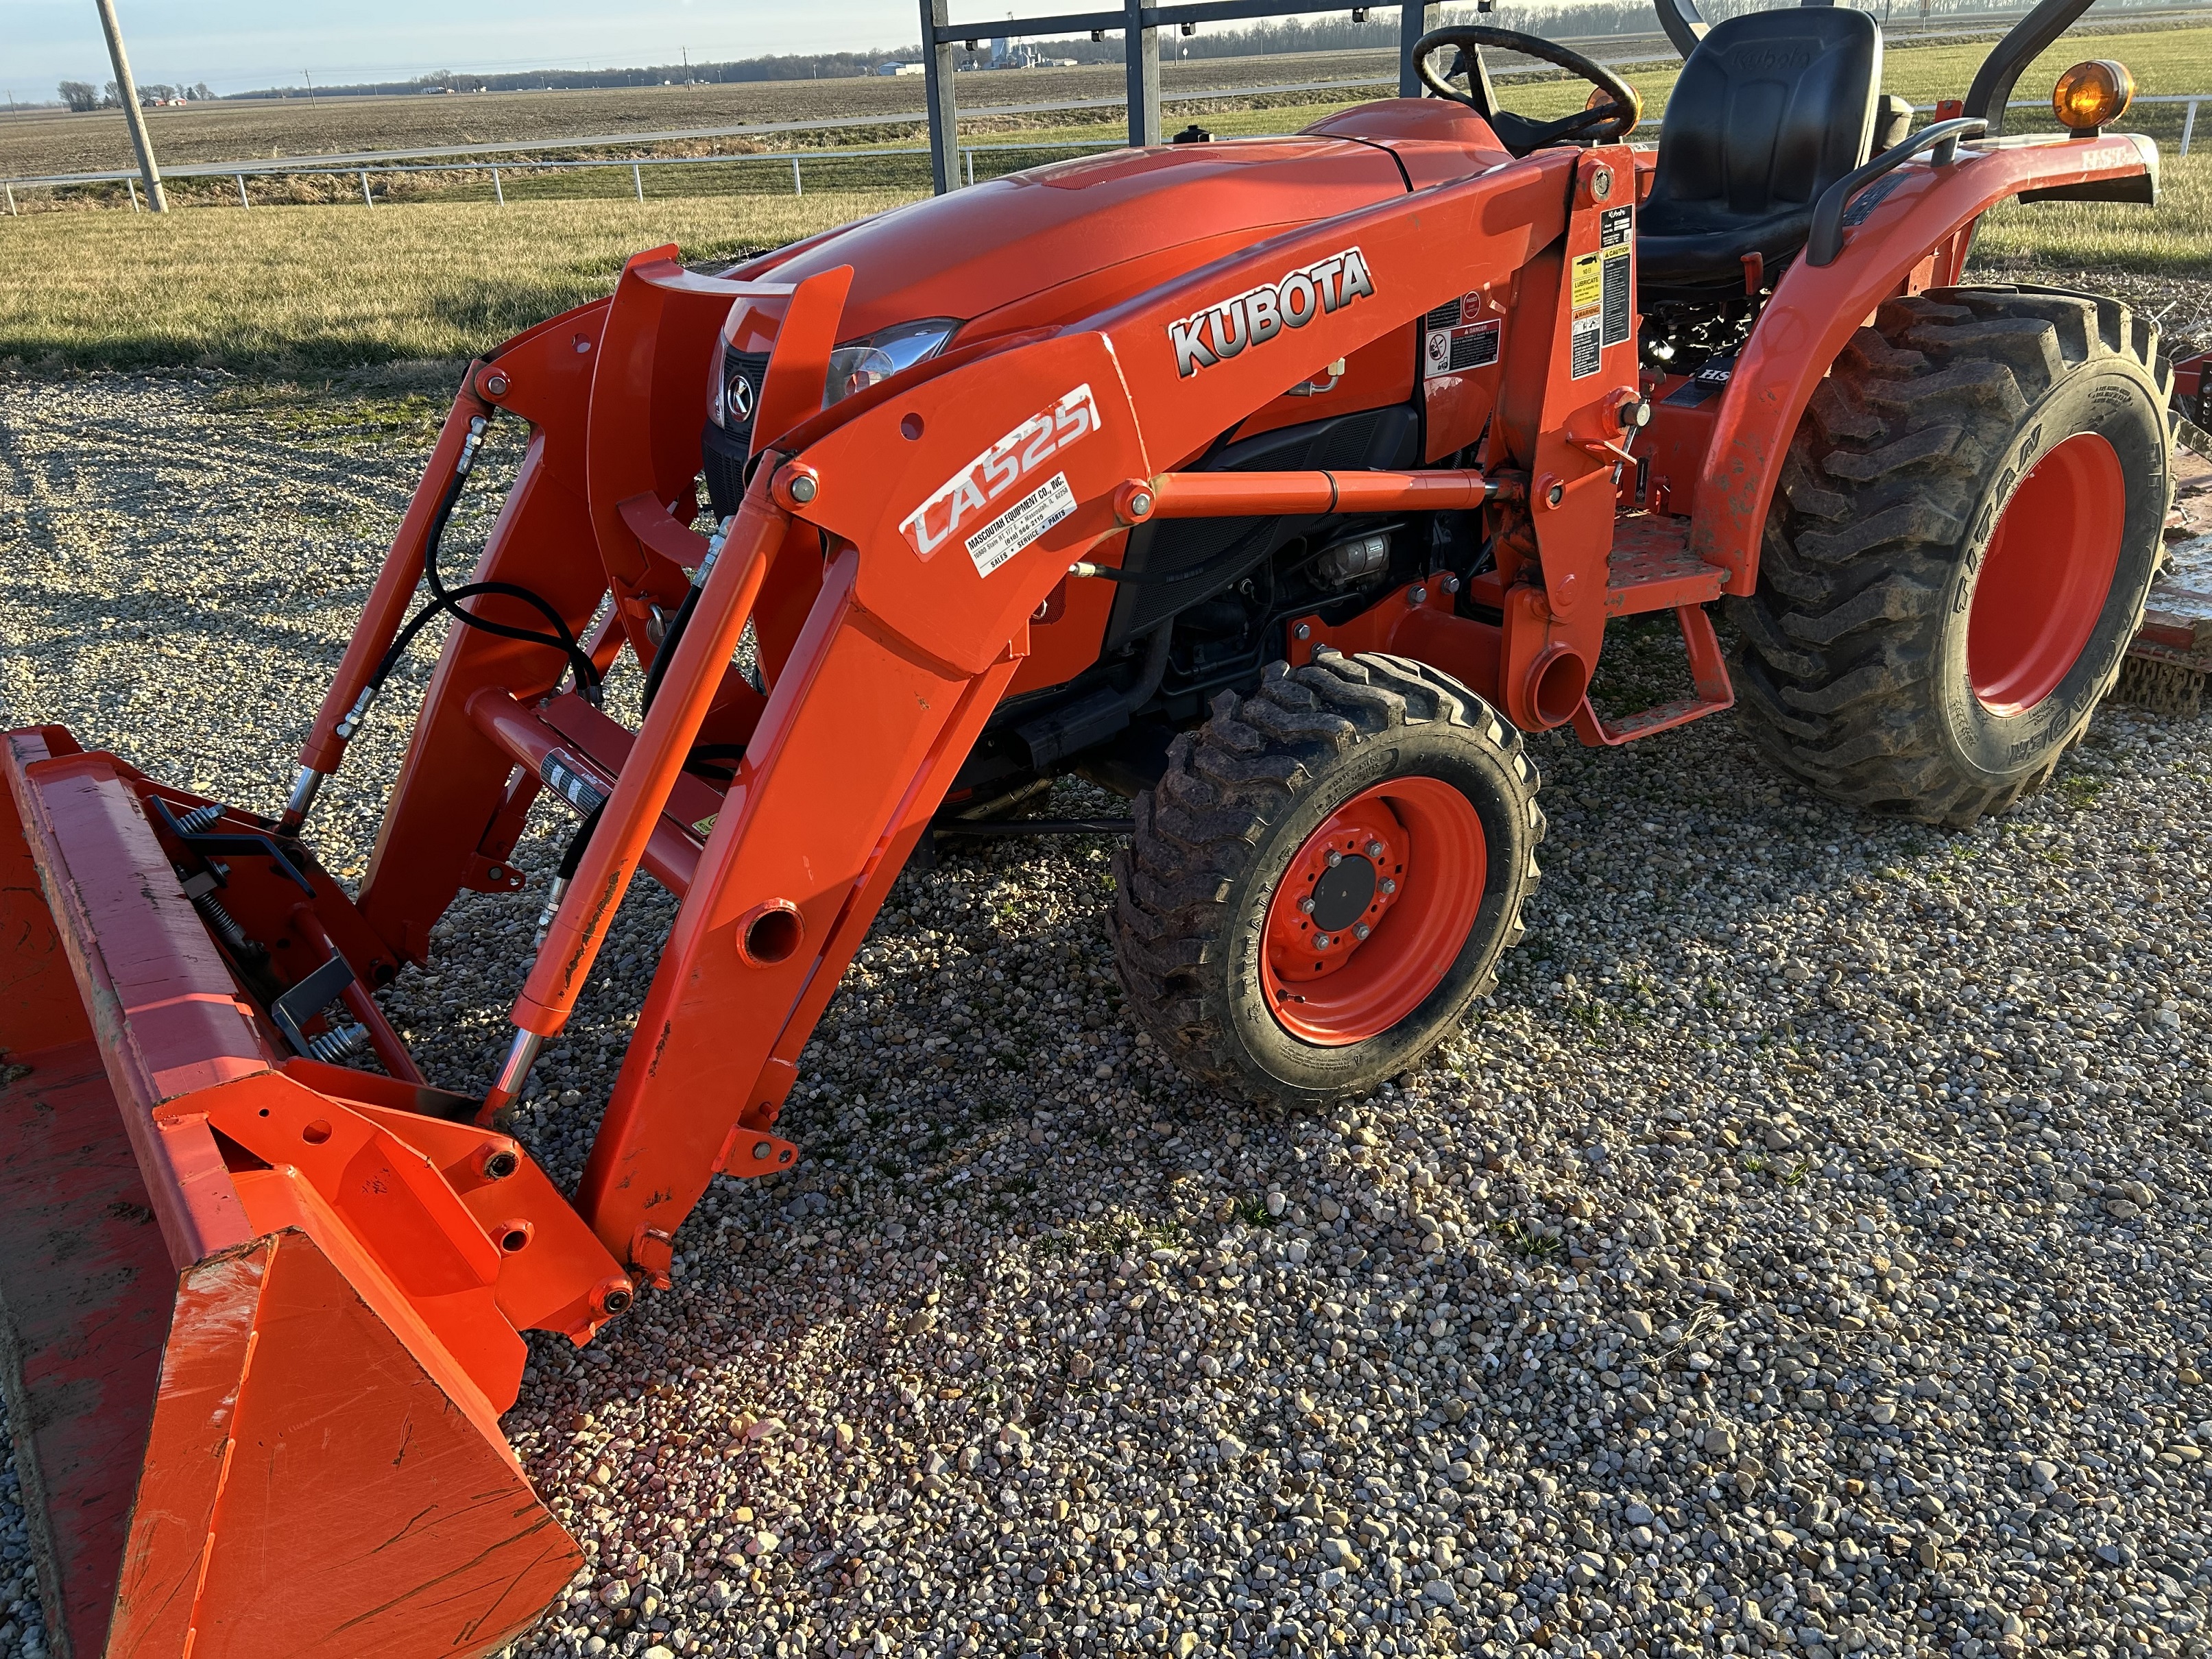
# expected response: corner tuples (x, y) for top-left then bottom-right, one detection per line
(2052, 60), (2135, 134)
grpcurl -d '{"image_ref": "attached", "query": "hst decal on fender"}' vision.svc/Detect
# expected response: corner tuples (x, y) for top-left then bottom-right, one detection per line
(900, 383), (1102, 565)
(1167, 246), (1376, 379)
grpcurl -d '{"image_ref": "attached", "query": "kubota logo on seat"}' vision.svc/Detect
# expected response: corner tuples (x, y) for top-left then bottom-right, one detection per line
(900, 384), (1102, 561)
(1167, 246), (1376, 379)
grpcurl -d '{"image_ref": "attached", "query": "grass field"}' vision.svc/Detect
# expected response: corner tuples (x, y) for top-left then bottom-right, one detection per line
(4, 14), (2204, 188)
(0, 23), (2202, 374)
(0, 195), (913, 372)
(0, 52), (1409, 179)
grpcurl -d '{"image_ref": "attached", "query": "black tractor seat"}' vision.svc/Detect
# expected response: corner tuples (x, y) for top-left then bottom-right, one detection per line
(1637, 7), (1883, 301)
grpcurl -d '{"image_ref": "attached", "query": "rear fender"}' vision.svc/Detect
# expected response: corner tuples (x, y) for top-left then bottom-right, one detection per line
(1691, 131), (2158, 591)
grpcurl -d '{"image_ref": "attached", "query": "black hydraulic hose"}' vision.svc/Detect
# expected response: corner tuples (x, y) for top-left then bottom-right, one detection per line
(370, 417), (601, 701)
(639, 581), (703, 716)
(557, 800), (605, 882)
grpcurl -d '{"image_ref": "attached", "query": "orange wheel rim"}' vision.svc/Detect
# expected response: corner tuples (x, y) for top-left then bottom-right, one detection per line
(1261, 776), (1486, 1047)
(1967, 431), (2126, 716)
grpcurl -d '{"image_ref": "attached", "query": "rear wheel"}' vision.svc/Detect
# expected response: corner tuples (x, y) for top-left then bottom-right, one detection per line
(1111, 651), (1543, 1106)
(1734, 286), (2172, 825)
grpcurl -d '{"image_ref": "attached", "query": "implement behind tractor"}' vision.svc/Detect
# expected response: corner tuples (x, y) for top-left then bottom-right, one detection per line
(0, 0), (2183, 1651)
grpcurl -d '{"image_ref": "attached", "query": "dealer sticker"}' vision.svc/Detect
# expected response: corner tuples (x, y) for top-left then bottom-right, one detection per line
(965, 471), (1077, 578)
(900, 384), (1100, 561)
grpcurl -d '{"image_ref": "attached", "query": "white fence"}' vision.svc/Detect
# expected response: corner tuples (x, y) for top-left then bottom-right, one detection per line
(2, 91), (2203, 216)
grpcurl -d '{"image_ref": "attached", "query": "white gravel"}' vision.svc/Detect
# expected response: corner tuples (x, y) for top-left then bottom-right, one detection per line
(3, 369), (2211, 1659)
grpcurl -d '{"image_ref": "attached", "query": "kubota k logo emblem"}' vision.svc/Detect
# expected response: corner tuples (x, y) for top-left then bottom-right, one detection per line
(900, 384), (1102, 563)
(1167, 246), (1376, 379)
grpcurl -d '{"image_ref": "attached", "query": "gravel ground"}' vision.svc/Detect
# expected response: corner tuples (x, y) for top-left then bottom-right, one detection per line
(2, 350), (2211, 1659)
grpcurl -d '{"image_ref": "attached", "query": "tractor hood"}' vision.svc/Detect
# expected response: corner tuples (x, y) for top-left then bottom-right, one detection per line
(753, 104), (1507, 341)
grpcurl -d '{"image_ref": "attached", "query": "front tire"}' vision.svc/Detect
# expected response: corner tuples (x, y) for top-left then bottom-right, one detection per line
(1111, 651), (1543, 1106)
(1735, 286), (2172, 825)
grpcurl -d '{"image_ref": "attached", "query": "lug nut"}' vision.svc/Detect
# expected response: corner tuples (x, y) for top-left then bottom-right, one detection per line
(1354, 923), (1371, 941)
(1299, 896), (1316, 915)
(1313, 934), (1332, 949)
(1365, 840), (1385, 858)
(1381, 877), (1398, 896)
(1325, 849), (1343, 867)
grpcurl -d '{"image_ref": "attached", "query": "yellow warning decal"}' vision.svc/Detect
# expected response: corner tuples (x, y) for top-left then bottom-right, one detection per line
(1571, 252), (1603, 312)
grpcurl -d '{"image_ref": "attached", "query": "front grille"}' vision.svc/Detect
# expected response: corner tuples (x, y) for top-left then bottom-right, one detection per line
(702, 347), (771, 518)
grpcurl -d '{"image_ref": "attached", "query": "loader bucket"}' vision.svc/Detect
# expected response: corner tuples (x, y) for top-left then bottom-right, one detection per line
(0, 726), (620, 1658)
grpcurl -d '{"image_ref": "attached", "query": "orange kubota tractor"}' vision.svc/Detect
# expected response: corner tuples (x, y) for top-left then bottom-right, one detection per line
(0, 0), (2176, 1652)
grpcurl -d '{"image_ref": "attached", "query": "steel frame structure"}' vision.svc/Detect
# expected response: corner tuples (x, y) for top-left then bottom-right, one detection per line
(919, 0), (1436, 191)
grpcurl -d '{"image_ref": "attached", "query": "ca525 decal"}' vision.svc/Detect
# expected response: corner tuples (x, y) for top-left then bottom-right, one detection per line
(1168, 246), (1376, 379)
(899, 384), (1102, 569)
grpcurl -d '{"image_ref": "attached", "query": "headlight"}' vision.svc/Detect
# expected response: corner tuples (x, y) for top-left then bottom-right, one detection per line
(824, 319), (959, 408)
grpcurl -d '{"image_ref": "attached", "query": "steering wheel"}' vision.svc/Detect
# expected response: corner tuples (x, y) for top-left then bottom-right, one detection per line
(1414, 25), (1643, 156)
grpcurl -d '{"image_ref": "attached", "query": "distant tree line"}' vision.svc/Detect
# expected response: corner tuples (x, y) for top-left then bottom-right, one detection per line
(226, 52), (921, 99)
(58, 79), (212, 110)
(160, 0), (2183, 104)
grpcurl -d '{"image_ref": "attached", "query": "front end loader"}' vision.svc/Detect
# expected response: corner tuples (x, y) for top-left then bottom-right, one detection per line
(1, 0), (2176, 1650)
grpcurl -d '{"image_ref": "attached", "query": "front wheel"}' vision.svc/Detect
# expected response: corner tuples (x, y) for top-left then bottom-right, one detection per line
(1734, 286), (2173, 825)
(1111, 651), (1544, 1106)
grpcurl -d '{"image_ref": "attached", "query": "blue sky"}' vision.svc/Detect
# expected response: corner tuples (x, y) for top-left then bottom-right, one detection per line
(9, 0), (942, 97)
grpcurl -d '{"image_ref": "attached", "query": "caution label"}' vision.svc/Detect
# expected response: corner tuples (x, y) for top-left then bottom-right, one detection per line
(1570, 312), (1602, 380)
(1602, 245), (1633, 348)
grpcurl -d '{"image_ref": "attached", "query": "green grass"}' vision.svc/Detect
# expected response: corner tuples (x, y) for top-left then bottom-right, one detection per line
(1978, 152), (2211, 274)
(2, 25), (2202, 372)
(0, 193), (917, 373)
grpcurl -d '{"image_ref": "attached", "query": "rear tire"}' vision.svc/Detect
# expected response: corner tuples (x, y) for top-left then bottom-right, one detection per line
(1733, 285), (2172, 825)
(1111, 651), (1543, 1106)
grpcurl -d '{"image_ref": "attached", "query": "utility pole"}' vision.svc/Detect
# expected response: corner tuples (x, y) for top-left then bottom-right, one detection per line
(94, 0), (166, 212)
(304, 69), (315, 100)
